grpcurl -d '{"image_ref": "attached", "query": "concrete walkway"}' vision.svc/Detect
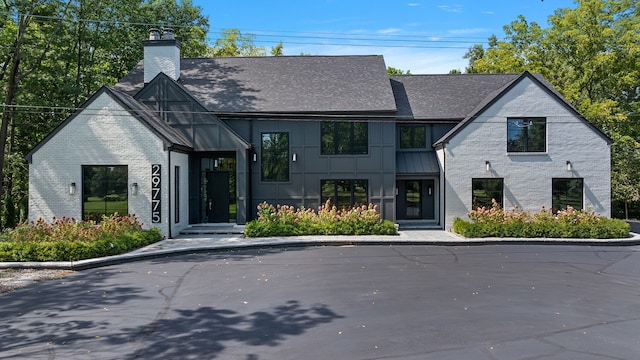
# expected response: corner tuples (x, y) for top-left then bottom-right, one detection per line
(2, 230), (640, 270)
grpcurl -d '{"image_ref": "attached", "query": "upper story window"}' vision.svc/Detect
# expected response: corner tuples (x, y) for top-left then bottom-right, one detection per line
(321, 121), (368, 155)
(507, 117), (546, 153)
(261, 132), (289, 182)
(400, 126), (426, 149)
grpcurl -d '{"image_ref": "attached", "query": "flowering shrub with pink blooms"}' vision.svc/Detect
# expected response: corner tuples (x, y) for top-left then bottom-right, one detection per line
(244, 200), (397, 237)
(0, 214), (162, 261)
(454, 202), (629, 239)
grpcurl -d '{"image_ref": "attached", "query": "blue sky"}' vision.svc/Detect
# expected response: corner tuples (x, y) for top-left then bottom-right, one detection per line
(192, 0), (577, 73)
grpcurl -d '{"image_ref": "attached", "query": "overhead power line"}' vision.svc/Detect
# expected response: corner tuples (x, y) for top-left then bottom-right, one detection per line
(2, 10), (495, 50)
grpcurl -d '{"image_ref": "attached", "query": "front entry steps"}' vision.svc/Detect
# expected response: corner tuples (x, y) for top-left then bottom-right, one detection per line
(180, 223), (245, 235)
(396, 220), (442, 231)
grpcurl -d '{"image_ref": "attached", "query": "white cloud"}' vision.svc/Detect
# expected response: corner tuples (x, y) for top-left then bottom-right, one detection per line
(481, 11), (495, 15)
(378, 28), (401, 34)
(447, 28), (491, 35)
(436, 5), (463, 13)
(408, 3), (422, 6)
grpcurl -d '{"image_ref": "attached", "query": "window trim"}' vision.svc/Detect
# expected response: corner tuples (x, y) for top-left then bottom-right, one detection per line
(321, 179), (369, 208)
(174, 166), (180, 223)
(260, 132), (290, 182)
(399, 125), (427, 149)
(552, 178), (584, 212)
(81, 165), (129, 221)
(507, 117), (547, 153)
(472, 178), (504, 209)
(321, 121), (369, 155)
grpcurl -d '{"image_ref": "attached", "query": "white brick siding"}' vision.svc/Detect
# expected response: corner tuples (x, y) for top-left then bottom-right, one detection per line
(29, 92), (174, 236)
(144, 44), (180, 83)
(441, 77), (611, 229)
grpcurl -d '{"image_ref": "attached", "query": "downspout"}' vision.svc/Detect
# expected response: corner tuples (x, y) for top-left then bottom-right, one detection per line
(442, 145), (446, 230)
(247, 147), (253, 222)
(247, 119), (254, 222)
(168, 148), (173, 238)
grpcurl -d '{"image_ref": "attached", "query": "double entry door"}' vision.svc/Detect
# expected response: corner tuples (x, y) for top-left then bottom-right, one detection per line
(397, 179), (435, 220)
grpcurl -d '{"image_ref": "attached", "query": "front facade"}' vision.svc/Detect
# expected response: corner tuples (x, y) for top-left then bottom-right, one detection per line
(26, 30), (611, 236)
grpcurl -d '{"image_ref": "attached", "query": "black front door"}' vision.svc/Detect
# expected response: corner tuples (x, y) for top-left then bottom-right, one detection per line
(397, 179), (435, 220)
(207, 171), (230, 223)
(405, 181), (422, 219)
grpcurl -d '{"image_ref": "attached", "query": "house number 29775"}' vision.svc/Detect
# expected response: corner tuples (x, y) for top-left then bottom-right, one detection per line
(151, 164), (161, 223)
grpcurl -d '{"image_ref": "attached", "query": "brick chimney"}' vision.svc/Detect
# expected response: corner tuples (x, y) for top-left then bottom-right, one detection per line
(143, 28), (181, 83)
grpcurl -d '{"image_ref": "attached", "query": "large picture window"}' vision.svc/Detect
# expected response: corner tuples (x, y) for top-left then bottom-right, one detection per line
(552, 178), (583, 212)
(507, 117), (546, 152)
(321, 121), (368, 155)
(261, 132), (289, 182)
(82, 165), (128, 221)
(400, 126), (426, 149)
(321, 179), (368, 209)
(472, 178), (504, 209)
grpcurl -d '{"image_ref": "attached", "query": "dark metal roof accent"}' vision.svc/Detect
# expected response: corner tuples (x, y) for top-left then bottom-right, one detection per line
(136, 72), (252, 150)
(396, 152), (440, 174)
(107, 88), (193, 149)
(25, 86), (193, 163)
(115, 55), (398, 114)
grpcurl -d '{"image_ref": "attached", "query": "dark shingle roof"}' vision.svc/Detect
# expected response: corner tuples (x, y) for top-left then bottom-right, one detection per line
(433, 72), (612, 147)
(390, 74), (520, 120)
(115, 55), (397, 114)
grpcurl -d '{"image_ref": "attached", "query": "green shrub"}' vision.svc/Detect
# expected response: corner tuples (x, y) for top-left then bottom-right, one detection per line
(0, 214), (162, 261)
(244, 201), (397, 237)
(454, 204), (630, 239)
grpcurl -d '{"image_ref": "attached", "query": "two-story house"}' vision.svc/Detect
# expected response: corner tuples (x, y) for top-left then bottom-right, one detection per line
(26, 29), (611, 237)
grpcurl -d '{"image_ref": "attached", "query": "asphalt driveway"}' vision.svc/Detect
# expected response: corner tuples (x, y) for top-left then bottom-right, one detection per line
(1, 244), (640, 359)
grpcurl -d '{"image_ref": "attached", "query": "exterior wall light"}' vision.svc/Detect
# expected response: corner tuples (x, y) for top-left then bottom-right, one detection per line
(566, 161), (572, 171)
(485, 161), (491, 172)
(292, 153), (297, 162)
(69, 182), (76, 195)
(132, 182), (139, 195)
(253, 153), (257, 162)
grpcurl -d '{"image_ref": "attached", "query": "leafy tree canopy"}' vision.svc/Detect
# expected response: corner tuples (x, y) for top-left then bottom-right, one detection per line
(387, 66), (411, 75)
(464, 0), (640, 218)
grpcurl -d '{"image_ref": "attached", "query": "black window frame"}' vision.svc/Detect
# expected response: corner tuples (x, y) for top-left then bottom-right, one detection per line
(261, 132), (289, 182)
(507, 117), (546, 153)
(472, 178), (504, 209)
(552, 178), (584, 212)
(399, 125), (427, 149)
(321, 179), (369, 209)
(82, 165), (128, 221)
(174, 166), (180, 223)
(321, 121), (368, 155)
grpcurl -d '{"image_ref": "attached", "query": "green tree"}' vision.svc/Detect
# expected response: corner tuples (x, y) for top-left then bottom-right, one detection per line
(0, 0), (210, 227)
(387, 66), (411, 75)
(462, 43), (484, 73)
(270, 41), (284, 56)
(209, 29), (266, 57)
(611, 136), (640, 219)
(463, 0), (640, 218)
